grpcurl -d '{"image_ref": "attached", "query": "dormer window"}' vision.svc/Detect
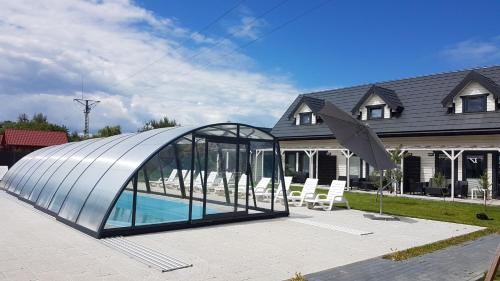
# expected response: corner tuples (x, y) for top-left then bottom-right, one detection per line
(367, 105), (384, 119)
(288, 96), (325, 126)
(299, 112), (313, 125)
(462, 94), (487, 113)
(351, 85), (404, 121)
(441, 71), (500, 114)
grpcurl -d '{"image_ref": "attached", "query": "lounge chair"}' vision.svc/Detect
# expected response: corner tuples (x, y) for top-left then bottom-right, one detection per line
(149, 169), (177, 188)
(236, 174), (248, 196)
(305, 180), (350, 211)
(287, 178), (318, 206)
(274, 176), (293, 203)
(252, 177), (271, 199)
(214, 172), (233, 193)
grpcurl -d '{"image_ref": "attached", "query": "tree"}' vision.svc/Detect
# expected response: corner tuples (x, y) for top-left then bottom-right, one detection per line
(385, 145), (407, 194)
(1, 113), (68, 135)
(97, 125), (121, 137)
(17, 113), (29, 123)
(140, 116), (178, 132)
(479, 172), (492, 212)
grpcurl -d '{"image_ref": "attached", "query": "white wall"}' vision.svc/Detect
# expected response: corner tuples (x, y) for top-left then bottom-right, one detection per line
(293, 104), (316, 125)
(359, 94), (391, 120)
(280, 135), (500, 188)
(453, 82), (496, 113)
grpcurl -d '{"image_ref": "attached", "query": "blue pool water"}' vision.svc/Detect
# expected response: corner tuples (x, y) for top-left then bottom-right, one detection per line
(106, 191), (217, 228)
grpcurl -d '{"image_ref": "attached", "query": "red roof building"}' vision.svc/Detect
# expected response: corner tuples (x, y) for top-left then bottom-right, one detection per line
(1, 128), (68, 149)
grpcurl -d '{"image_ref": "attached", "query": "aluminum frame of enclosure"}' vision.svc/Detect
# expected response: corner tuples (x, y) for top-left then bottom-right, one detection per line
(0, 123), (289, 238)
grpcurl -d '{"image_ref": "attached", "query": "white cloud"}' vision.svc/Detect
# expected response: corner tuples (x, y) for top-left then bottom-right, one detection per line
(227, 16), (267, 40)
(0, 0), (298, 133)
(441, 37), (500, 65)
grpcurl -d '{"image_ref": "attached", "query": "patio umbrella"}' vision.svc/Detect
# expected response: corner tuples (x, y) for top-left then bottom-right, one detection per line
(318, 101), (396, 214)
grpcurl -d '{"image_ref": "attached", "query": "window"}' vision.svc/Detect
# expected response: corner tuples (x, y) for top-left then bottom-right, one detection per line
(299, 112), (313, 125)
(435, 151), (457, 180)
(464, 154), (486, 179)
(367, 106), (384, 119)
(462, 95), (487, 113)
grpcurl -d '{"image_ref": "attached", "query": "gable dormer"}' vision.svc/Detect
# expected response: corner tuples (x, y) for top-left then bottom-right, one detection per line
(441, 70), (500, 114)
(351, 85), (404, 121)
(288, 96), (325, 126)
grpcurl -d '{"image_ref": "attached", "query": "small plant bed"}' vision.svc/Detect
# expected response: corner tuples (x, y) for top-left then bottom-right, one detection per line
(383, 228), (497, 261)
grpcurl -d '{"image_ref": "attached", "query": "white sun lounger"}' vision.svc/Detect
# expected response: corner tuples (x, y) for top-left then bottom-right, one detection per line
(305, 180), (350, 211)
(252, 177), (271, 199)
(214, 172), (233, 193)
(149, 169), (177, 188)
(274, 176), (293, 203)
(287, 178), (318, 206)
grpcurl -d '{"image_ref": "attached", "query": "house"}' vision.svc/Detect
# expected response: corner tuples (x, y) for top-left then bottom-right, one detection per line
(0, 128), (68, 167)
(271, 65), (500, 199)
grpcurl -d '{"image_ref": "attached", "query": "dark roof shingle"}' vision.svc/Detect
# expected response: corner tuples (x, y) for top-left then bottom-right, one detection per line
(351, 85), (404, 114)
(272, 65), (500, 139)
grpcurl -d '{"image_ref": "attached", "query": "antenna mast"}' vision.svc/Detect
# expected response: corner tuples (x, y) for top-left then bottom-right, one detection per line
(74, 98), (100, 138)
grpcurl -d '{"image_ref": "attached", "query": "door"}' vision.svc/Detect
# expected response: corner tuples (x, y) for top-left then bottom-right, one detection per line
(403, 155), (421, 193)
(203, 139), (248, 219)
(463, 152), (487, 193)
(317, 151), (336, 185)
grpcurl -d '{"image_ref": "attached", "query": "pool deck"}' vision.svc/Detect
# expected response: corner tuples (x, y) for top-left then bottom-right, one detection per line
(0, 189), (484, 281)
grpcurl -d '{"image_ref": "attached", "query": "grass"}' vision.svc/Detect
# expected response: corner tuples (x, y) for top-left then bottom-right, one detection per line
(289, 273), (307, 281)
(383, 228), (497, 261)
(290, 185), (500, 260)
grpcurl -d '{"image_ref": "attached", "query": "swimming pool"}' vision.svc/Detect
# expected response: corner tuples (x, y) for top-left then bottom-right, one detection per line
(105, 191), (216, 228)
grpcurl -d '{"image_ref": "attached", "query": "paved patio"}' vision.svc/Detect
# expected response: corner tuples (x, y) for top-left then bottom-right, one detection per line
(306, 234), (500, 281)
(0, 189), (484, 281)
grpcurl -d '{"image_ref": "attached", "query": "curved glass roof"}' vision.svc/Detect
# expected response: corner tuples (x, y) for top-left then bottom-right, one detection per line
(1, 124), (286, 238)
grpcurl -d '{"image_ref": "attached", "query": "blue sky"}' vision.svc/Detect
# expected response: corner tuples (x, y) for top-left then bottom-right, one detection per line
(139, 0), (500, 89)
(0, 0), (499, 133)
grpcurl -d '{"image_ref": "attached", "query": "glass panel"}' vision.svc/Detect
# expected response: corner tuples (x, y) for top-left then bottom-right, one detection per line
(273, 146), (286, 212)
(105, 179), (133, 229)
(285, 152), (296, 176)
(465, 154), (486, 179)
(12, 144), (70, 195)
(196, 125), (238, 138)
(299, 113), (312, 125)
(48, 134), (134, 214)
(248, 141), (273, 213)
(464, 96), (486, 112)
(238, 125), (273, 140)
(205, 142), (238, 216)
(191, 138), (206, 220)
(236, 143), (248, 212)
(349, 156), (361, 177)
(369, 107), (383, 119)
(132, 139), (194, 226)
(2, 146), (49, 188)
(28, 140), (96, 202)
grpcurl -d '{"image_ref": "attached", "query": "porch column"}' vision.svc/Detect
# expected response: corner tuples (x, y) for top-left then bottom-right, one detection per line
(442, 149), (464, 201)
(341, 150), (354, 189)
(399, 149), (406, 195)
(305, 150), (317, 179)
(315, 150), (319, 178)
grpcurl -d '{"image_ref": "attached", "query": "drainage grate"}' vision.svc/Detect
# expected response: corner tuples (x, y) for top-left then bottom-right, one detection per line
(101, 237), (192, 272)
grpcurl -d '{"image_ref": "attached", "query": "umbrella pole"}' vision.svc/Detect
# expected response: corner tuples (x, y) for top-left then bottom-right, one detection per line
(379, 170), (383, 215)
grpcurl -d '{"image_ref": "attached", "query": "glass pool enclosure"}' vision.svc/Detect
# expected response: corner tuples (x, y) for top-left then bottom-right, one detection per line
(1, 124), (289, 238)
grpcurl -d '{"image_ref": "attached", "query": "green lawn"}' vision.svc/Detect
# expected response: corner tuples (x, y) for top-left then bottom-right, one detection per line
(290, 185), (500, 261)
(290, 184), (500, 229)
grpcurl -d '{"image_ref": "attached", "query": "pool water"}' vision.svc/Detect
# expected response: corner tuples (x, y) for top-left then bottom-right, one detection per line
(106, 191), (216, 228)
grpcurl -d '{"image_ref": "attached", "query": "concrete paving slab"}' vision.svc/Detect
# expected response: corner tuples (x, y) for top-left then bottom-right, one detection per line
(0, 190), (484, 281)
